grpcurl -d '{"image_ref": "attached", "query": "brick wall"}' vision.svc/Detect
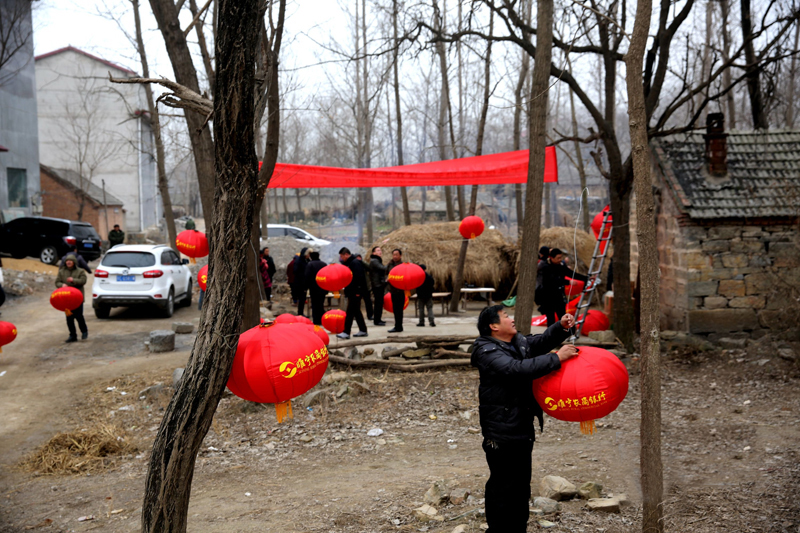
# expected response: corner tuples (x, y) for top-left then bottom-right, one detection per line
(41, 169), (125, 238)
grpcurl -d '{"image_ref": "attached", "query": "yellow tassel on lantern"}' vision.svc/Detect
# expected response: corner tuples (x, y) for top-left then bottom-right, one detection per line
(65, 309), (72, 317)
(580, 420), (596, 435)
(404, 290), (410, 299)
(333, 291), (340, 299)
(190, 257), (196, 264)
(275, 400), (293, 423)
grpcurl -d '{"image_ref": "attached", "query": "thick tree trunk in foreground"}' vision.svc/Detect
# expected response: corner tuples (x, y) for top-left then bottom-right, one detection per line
(132, 0), (177, 252)
(149, 0), (216, 221)
(513, 0), (532, 239)
(515, 0), (553, 335)
(140, 0), (260, 530)
(626, 0), (663, 528)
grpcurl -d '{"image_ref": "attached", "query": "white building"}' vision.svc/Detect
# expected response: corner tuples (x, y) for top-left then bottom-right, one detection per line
(35, 46), (158, 232)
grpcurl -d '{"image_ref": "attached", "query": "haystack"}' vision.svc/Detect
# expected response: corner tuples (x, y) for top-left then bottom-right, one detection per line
(21, 424), (136, 475)
(537, 226), (612, 292)
(372, 222), (518, 291)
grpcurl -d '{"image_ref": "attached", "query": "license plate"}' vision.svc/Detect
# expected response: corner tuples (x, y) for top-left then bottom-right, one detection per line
(83, 243), (93, 248)
(116, 275), (135, 282)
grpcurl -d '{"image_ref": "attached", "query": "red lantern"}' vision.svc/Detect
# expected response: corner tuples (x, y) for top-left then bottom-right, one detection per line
(582, 310), (610, 334)
(198, 265), (208, 291)
(275, 313), (312, 325)
(0, 321), (17, 353)
(531, 315), (549, 327)
(227, 323), (328, 423)
(533, 346), (628, 435)
(308, 324), (330, 346)
(176, 230), (209, 263)
(384, 291), (409, 313)
(565, 278), (585, 298)
(459, 216), (485, 239)
(50, 287), (84, 316)
(388, 263), (425, 300)
(315, 263), (353, 298)
(566, 296), (580, 315)
(591, 206), (612, 254)
(322, 309), (346, 334)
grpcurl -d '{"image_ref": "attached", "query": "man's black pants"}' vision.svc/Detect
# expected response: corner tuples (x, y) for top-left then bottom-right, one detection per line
(310, 290), (326, 325)
(296, 287), (307, 316)
(482, 438), (534, 533)
(391, 290), (405, 331)
(343, 294), (367, 334)
(542, 297), (567, 327)
(372, 286), (385, 324)
(67, 303), (88, 338)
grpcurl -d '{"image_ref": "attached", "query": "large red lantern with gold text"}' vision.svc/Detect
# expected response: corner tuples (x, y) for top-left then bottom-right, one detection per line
(384, 291), (409, 313)
(0, 322), (17, 353)
(50, 287), (84, 316)
(176, 230), (209, 263)
(591, 206), (612, 254)
(388, 263), (425, 298)
(315, 263), (353, 298)
(322, 309), (346, 334)
(533, 346), (628, 434)
(459, 216), (485, 239)
(275, 313), (312, 325)
(227, 323), (328, 422)
(197, 265), (208, 291)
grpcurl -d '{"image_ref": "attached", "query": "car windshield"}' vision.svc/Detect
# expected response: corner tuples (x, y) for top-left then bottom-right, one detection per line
(71, 224), (99, 239)
(102, 252), (156, 268)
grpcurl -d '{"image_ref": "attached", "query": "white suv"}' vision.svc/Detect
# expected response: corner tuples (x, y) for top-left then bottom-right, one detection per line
(92, 245), (192, 319)
(266, 224), (330, 247)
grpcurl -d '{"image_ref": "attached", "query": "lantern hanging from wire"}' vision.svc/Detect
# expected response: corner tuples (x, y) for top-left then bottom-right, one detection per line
(532, 346), (628, 435)
(322, 309), (346, 334)
(459, 216), (485, 239)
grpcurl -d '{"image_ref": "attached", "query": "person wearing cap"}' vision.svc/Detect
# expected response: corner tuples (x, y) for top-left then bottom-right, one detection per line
(108, 224), (125, 248)
(55, 254), (88, 342)
(535, 248), (589, 326)
(59, 246), (92, 274)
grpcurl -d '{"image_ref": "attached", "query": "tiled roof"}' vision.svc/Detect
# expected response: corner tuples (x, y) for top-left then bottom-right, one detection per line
(41, 165), (124, 206)
(652, 130), (800, 220)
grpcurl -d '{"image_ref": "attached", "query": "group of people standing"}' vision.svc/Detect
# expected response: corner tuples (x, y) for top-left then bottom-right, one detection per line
(287, 245), (435, 339)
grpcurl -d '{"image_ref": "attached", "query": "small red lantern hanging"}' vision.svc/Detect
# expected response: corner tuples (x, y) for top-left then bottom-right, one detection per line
(322, 309), (346, 334)
(590, 206), (612, 254)
(315, 263), (353, 298)
(533, 346), (628, 435)
(388, 263), (425, 299)
(459, 216), (485, 240)
(384, 291), (409, 313)
(227, 323), (328, 423)
(0, 321), (17, 353)
(564, 278), (585, 298)
(275, 313), (312, 325)
(198, 265), (208, 291)
(175, 230), (209, 264)
(50, 287), (84, 316)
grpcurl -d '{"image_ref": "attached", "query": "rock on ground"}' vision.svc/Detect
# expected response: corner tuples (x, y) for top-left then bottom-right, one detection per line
(449, 487), (470, 505)
(586, 498), (621, 513)
(423, 480), (450, 506)
(413, 503), (443, 522)
(149, 330), (175, 353)
(532, 497), (561, 514)
(172, 322), (194, 334)
(540, 476), (577, 501)
(578, 481), (603, 500)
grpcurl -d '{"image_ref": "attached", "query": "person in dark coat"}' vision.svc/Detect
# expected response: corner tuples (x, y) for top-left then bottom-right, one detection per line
(261, 247), (276, 301)
(535, 248), (589, 326)
(355, 254), (373, 321)
(293, 248), (311, 316)
(368, 246), (387, 326)
(471, 306), (578, 533)
(415, 264), (435, 327)
(287, 253), (299, 303)
(108, 224), (125, 247)
(59, 246), (92, 274)
(55, 254), (89, 342)
(386, 248), (405, 333)
(304, 251), (328, 325)
(336, 248), (368, 339)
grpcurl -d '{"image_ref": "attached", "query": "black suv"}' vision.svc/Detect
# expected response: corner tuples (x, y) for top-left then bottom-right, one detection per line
(0, 217), (102, 264)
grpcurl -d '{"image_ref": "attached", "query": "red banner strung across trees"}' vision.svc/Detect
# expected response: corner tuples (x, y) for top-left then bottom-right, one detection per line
(262, 147), (557, 189)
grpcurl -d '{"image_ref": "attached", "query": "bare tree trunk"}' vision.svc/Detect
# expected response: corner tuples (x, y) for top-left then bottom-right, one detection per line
(626, 0), (662, 528)
(741, 0), (769, 129)
(140, 0), (260, 529)
(433, 0), (455, 222)
(513, 0), (532, 239)
(148, 0), (216, 222)
(450, 12), (493, 312)
(132, 0), (177, 252)
(392, 0), (411, 226)
(719, 0), (737, 128)
(787, 20), (800, 127)
(362, 0), (373, 245)
(516, 0), (553, 335)
(569, 85), (590, 232)
(188, 0), (215, 94)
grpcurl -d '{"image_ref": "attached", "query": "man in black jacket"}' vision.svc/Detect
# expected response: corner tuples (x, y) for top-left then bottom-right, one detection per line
(416, 264), (435, 327)
(294, 247), (311, 316)
(536, 247), (589, 326)
(336, 247), (368, 339)
(472, 305), (578, 533)
(304, 251), (327, 325)
(386, 248), (405, 333)
(368, 246), (388, 326)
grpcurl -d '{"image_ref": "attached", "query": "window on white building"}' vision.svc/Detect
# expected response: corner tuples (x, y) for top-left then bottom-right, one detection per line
(7, 168), (28, 207)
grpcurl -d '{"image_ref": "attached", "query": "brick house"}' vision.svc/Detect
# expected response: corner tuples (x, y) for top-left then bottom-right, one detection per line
(648, 114), (800, 337)
(40, 164), (125, 238)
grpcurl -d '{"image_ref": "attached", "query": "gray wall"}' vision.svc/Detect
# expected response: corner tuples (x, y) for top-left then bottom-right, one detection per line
(0, 0), (39, 217)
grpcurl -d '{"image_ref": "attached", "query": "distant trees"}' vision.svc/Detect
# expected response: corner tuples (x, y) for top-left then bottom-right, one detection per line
(0, 0), (33, 87)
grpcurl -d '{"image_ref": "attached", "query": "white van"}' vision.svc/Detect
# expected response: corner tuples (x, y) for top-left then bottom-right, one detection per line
(266, 224), (330, 247)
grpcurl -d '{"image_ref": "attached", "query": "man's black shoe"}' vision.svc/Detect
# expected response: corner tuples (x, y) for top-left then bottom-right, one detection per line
(81, 332), (89, 340)
(353, 331), (368, 337)
(388, 328), (403, 333)
(65, 336), (78, 343)
(374, 321), (387, 326)
(430, 323), (436, 327)
(416, 323), (425, 327)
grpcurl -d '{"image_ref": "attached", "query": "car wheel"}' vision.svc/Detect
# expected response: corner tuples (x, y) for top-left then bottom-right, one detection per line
(40, 245), (58, 265)
(162, 288), (175, 318)
(94, 305), (110, 319)
(181, 279), (193, 307)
